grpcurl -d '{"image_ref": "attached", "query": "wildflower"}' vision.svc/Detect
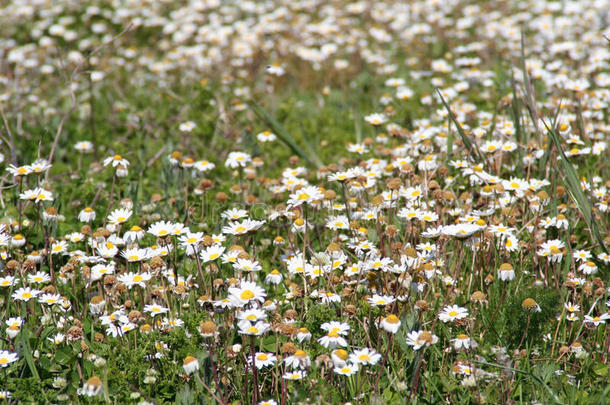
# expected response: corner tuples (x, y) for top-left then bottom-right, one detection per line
(107, 208), (132, 225)
(148, 221), (175, 237)
(103, 154), (130, 168)
(51, 240), (68, 255)
(368, 294), (396, 306)
(237, 320), (270, 336)
(334, 363), (359, 376)
(287, 185), (324, 207)
(521, 298), (541, 312)
(234, 258), (262, 272)
(349, 348), (381, 366)
(74, 141), (94, 153)
(583, 314), (610, 326)
(121, 247), (149, 262)
(12, 287), (41, 302)
(144, 304), (169, 317)
(265, 269), (283, 284)
(282, 371), (306, 380)
(497, 263), (515, 281)
(183, 356), (199, 375)
(200, 245), (225, 262)
(537, 239), (565, 262)
(257, 131), (277, 142)
(179, 121), (196, 132)
(296, 328), (312, 343)
(28, 272), (51, 284)
(318, 331), (347, 349)
(364, 113), (388, 125)
(438, 305), (469, 323)
(225, 151), (252, 168)
(0, 350), (18, 367)
(252, 352), (277, 369)
(380, 314), (401, 334)
(117, 272), (151, 289)
(405, 330), (438, 350)
(228, 281), (266, 307)
(451, 334), (478, 350)
(20, 187), (54, 202)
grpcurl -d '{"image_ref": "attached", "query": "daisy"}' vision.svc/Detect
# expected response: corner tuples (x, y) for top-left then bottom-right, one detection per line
(117, 272), (151, 289)
(326, 215), (350, 230)
(148, 221), (174, 237)
(7, 164), (32, 176)
(238, 320), (270, 336)
(438, 305), (469, 323)
(107, 208), (132, 225)
(405, 330), (439, 350)
(228, 281), (266, 307)
(318, 331), (348, 349)
(78, 207), (96, 222)
(51, 240), (68, 255)
(347, 143), (369, 154)
(20, 187), (54, 202)
(0, 351), (18, 367)
(183, 356), (199, 375)
(0, 276), (18, 288)
(12, 287), (41, 302)
(296, 328), (312, 343)
(368, 294), (396, 307)
(234, 258), (262, 272)
(380, 314), (401, 334)
(236, 309), (267, 322)
(222, 208), (249, 221)
(264, 269), (283, 284)
(179, 121), (196, 132)
(28, 271), (51, 284)
(103, 154), (130, 168)
(200, 245), (225, 263)
(451, 334), (478, 350)
(282, 371), (306, 380)
(287, 186), (324, 207)
(349, 348), (381, 366)
(334, 363), (359, 376)
(38, 293), (62, 305)
(364, 113), (388, 125)
(257, 131), (276, 142)
(583, 314), (610, 326)
(251, 352), (277, 369)
(225, 151), (252, 168)
(144, 304), (169, 317)
(222, 221), (251, 235)
(74, 141), (94, 153)
(121, 247), (149, 262)
(497, 263), (515, 281)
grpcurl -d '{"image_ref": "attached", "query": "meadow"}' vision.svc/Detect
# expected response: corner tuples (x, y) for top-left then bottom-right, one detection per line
(0, 0), (609, 403)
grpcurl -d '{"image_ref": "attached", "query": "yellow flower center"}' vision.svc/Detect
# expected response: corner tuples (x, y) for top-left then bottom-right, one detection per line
(240, 290), (254, 300)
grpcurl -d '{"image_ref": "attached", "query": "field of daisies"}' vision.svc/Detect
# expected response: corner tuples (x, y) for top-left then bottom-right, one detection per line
(0, 0), (609, 403)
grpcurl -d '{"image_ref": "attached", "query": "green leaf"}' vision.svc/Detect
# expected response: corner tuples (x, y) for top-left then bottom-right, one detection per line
(20, 327), (40, 380)
(593, 363), (608, 377)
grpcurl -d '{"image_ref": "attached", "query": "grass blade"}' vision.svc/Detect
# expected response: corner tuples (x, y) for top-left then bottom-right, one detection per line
(542, 120), (607, 253)
(21, 326), (40, 380)
(249, 100), (323, 168)
(435, 89), (482, 162)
